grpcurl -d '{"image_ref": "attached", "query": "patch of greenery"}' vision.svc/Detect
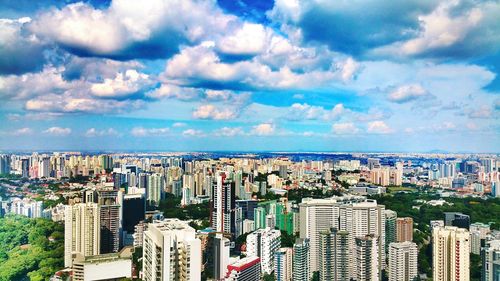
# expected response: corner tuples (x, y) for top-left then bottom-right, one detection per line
(0, 215), (64, 281)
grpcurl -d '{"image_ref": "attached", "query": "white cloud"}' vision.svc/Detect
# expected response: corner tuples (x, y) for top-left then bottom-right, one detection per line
(216, 23), (271, 56)
(387, 84), (432, 103)
(172, 122), (187, 127)
(213, 127), (244, 137)
(287, 103), (327, 121)
(251, 123), (275, 136)
(182, 129), (205, 137)
(467, 105), (493, 119)
(90, 69), (151, 98)
(43, 127), (71, 136)
(12, 127), (33, 136)
(131, 127), (170, 137)
(85, 128), (119, 137)
(332, 122), (359, 135)
(366, 121), (393, 134)
(192, 104), (238, 120)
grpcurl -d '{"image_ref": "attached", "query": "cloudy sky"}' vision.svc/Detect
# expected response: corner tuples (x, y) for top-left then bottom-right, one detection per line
(0, 0), (499, 152)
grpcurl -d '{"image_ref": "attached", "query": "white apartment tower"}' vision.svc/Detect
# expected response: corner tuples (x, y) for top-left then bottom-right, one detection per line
(388, 242), (418, 281)
(142, 219), (201, 281)
(355, 234), (380, 281)
(64, 203), (101, 267)
(246, 227), (281, 275)
(432, 226), (470, 281)
(275, 247), (293, 281)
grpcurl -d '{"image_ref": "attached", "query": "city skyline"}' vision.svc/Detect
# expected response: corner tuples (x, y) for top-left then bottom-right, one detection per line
(1, 0), (499, 152)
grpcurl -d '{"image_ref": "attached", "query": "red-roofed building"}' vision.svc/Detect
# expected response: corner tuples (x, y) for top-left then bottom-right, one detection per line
(225, 256), (261, 281)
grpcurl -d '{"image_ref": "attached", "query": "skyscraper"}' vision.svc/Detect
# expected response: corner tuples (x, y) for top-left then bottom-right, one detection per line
(147, 173), (165, 207)
(292, 238), (310, 281)
(210, 173), (236, 235)
(246, 227), (281, 275)
(481, 240), (500, 281)
(355, 234), (380, 281)
(432, 226), (470, 281)
(213, 235), (231, 280)
(97, 189), (121, 254)
(142, 219), (201, 281)
(388, 242), (418, 281)
(396, 217), (413, 242)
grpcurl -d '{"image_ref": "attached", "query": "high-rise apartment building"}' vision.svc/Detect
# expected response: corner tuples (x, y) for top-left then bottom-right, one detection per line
(432, 226), (470, 281)
(246, 227), (281, 275)
(388, 242), (418, 281)
(481, 240), (500, 281)
(142, 219), (201, 281)
(385, 210), (397, 252)
(97, 189), (120, 254)
(147, 173), (165, 207)
(355, 234), (379, 281)
(299, 196), (385, 277)
(64, 203), (101, 267)
(293, 238), (310, 281)
(274, 247), (293, 281)
(319, 228), (349, 281)
(210, 173), (236, 235)
(396, 217), (413, 242)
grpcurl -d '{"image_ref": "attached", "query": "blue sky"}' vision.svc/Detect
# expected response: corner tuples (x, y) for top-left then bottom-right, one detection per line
(0, 0), (499, 152)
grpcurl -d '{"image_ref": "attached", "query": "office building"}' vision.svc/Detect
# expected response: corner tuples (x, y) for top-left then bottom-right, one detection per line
(432, 226), (470, 281)
(481, 240), (500, 281)
(292, 238), (310, 281)
(213, 235), (231, 280)
(470, 222), (490, 255)
(246, 227), (281, 275)
(396, 217), (413, 242)
(444, 212), (470, 229)
(388, 242), (418, 281)
(275, 247), (292, 281)
(122, 193), (145, 245)
(225, 256), (261, 281)
(96, 189), (120, 254)
(142, 219), (201, 281)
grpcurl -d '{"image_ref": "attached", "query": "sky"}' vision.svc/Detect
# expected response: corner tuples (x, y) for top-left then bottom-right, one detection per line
(0, 0), (499, 152)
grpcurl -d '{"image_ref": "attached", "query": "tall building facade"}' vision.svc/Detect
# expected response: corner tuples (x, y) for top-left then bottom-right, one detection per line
(482, 240), (500, 281)
(388, 242), (418, 281)
(274, 247), (292, 281)
(319, 228), (349, 281)
(210, 173), (236, 235)
(246, 227), (281, 275)
(292, 238), (310, 281)
(355, 235), (379, 281)
(396, 217), (413, 242)
(142, 219), (201, 281)
(299, 196), (385, 277)
(225, 256), (261, 281)
(97, 189), (120, 254)
(64, 203), (101, 267)
(432, 226), (470, 281)
(385, 210), (397, 252)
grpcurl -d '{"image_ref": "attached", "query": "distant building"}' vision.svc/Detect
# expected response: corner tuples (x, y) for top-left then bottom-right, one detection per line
(396, 217), (413, 242)
(72, 247), (133, 281)
(444, 212), (470, 229)
(385, 210), (397, 252)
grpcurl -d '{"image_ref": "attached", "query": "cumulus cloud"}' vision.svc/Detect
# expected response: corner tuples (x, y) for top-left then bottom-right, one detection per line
(0, 17), (47, 74)
(90, 69), (152, 98)
(43, 127), (71, 136)
(12, 127), (33, 136)
(387, 84), (433, 103)
(332, 122), (360, 135)
(163, 43), (357, 90)
(366, 121), (393, 134)
(216, 22), (272, 56)
(286, 103), (326, 121)
(29, 0), (236, 59)
(85, 128), (119, 137)
(131, 127), (170, 137)
(192, 104), (238, 120)
(251, 123), (275, 136)
(213, 127), (244, 137)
